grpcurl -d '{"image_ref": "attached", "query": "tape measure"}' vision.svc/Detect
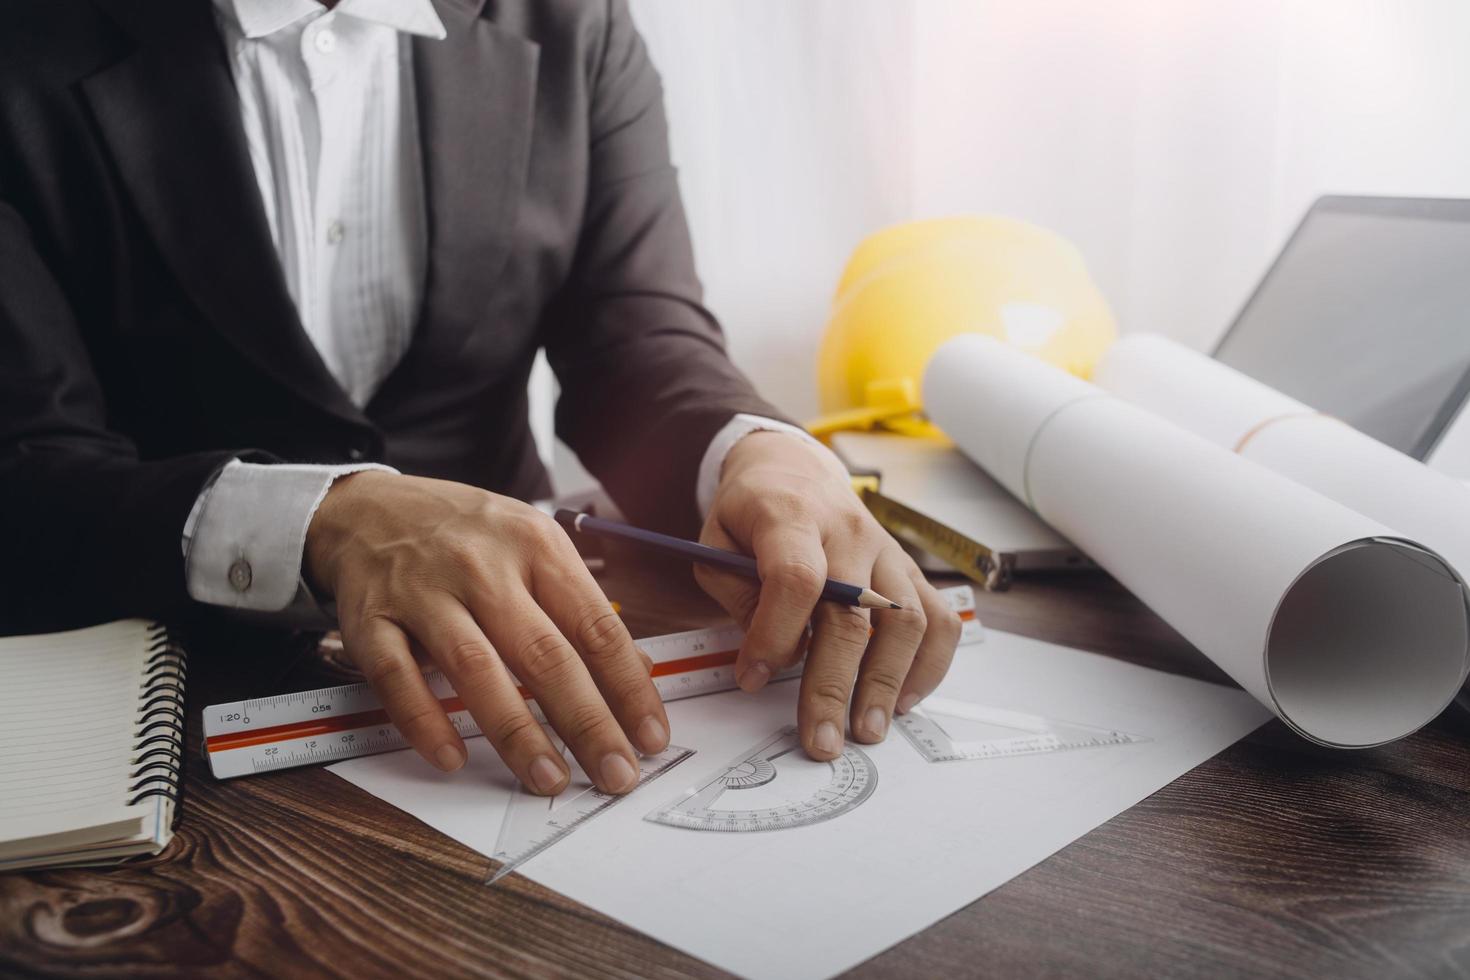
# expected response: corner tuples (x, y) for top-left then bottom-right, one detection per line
(861, 489), (1010, 591)
(204, 584), (982, 779)
(489, 743), (694, 884)
(895, 696), (1150, 763)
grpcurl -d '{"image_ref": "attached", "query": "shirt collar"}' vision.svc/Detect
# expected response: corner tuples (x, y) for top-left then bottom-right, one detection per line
(216, 0), (447, 40)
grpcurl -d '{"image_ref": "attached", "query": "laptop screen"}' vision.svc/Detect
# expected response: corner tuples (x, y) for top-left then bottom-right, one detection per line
(1213, 197), (1470, 459)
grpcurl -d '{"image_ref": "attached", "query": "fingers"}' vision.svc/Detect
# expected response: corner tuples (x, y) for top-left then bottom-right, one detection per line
(849, 549), (927, 744)
(400, 598), (570, 796)
(797, 548), (872, 761)
(321, 482), (667, 797)
(340, 614), (467, 774)
(471, 592), (643, 795)
(700, 507), (954, 759)
(531, 547), (670, 757)
(896, 569), (963, 715)
(721, 518), (829, 693)
(693, 521), (762, 633)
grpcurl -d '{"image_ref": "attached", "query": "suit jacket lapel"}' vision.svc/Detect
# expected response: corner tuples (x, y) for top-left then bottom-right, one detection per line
(82, 0), (365, 427)
(371, 0), (540, 409)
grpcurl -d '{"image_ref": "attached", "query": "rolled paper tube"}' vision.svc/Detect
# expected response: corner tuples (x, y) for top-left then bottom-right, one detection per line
(1094, 333), (1470, 588)
(924, 334), (1469, 748)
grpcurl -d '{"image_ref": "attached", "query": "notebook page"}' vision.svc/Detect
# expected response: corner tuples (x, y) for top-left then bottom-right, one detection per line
(0, 810), (145, 867)
(0, 620), (160, 847)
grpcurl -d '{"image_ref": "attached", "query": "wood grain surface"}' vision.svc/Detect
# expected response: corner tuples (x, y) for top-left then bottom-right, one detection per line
(3, 555), (1468, 979)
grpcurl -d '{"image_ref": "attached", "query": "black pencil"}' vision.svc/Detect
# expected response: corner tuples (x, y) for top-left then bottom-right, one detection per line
(555, 510), (901, 610)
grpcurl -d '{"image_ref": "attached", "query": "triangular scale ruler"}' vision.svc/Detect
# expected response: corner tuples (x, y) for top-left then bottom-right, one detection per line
(487, 743), (693, 884)
(895, 696), (1150, 763)
(202, 584), (982, 780)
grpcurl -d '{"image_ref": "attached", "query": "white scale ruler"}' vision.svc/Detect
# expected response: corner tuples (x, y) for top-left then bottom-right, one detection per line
(204, 584), (982, 779)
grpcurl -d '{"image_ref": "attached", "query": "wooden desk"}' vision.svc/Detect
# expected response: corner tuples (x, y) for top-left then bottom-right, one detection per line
(4, 559), (1469, 978)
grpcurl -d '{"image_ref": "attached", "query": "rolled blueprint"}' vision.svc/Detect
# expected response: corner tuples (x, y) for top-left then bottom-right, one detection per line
(924, 335), (1470, 748)
(1093, 333), (1470, 581)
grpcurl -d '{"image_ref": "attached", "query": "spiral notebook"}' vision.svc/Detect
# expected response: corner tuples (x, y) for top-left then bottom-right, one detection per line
(0, 619), (186, 871)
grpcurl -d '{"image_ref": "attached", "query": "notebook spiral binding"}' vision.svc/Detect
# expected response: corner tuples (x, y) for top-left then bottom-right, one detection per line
(130, 623), (187, 813)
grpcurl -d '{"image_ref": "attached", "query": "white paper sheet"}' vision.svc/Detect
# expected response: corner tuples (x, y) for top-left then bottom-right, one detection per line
(924, 335), (1470, 747)
(1094, 332), (1470, 592)
(332, 631), (1269, 979)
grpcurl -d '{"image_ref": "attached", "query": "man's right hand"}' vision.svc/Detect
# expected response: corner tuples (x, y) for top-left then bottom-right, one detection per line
(304, 472), (668, 795)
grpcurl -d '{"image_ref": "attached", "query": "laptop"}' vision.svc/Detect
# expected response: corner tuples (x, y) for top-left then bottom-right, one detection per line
(1213, 195), (1470, 476)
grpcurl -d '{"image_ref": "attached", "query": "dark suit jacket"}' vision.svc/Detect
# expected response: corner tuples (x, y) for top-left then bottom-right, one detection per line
(0, 0), (786, 633)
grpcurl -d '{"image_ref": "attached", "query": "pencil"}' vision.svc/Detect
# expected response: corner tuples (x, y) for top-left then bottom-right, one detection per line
(554, 510), (901, 610)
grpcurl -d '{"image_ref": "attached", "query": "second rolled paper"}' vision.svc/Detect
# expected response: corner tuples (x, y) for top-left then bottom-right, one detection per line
(1093, 333), (1470, 585)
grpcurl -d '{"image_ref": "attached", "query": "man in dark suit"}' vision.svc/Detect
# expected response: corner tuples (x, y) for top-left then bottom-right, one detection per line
(0, 0), (959, 795)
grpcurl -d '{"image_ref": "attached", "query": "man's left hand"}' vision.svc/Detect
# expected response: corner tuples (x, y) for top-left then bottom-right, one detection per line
(697, 432), (962, 760)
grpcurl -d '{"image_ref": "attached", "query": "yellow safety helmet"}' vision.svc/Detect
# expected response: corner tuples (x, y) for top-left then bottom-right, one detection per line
(810, 216), (1117, 440)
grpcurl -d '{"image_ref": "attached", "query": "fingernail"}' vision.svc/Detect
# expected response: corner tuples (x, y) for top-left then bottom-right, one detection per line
(636, 715), (669, 754)
(862, 706), (888, 740)
(434, 743), (466, 772)
(896, 693), (920, 715)
(814, 720), (842, 756)
(529, 755), (565, 794)
(600, 753), (638, 793)
(737, 660), (772, 693)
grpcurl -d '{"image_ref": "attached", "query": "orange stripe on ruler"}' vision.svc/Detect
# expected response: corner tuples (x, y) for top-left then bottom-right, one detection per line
(205, 697), (468, 753)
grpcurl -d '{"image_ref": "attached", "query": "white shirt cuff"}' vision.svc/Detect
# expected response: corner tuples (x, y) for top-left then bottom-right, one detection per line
(182, 459), (397, 612)
(696, 413), (848, 519)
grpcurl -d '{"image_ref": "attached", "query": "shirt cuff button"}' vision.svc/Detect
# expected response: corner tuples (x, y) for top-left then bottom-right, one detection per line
(228, 558), (253, 593)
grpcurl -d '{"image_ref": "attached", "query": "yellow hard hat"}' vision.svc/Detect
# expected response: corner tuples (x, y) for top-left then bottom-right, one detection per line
(810, 216), (1116, 439)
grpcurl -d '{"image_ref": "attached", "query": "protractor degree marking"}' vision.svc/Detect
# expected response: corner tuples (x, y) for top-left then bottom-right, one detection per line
(645, 725), (877, 833)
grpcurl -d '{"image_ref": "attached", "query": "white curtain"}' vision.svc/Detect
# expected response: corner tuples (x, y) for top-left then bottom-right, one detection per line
(539, 0), (1470, 488)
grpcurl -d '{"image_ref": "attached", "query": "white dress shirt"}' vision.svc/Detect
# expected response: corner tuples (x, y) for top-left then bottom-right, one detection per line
(185, 0), (838, 616)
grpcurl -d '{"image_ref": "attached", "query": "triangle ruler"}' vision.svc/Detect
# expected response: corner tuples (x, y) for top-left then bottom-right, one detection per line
(895, 696), (1150, 763)
(488, 742), (693, 884)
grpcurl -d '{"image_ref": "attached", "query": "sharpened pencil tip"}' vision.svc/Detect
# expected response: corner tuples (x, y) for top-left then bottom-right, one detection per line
(856, 587), (901, 609)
